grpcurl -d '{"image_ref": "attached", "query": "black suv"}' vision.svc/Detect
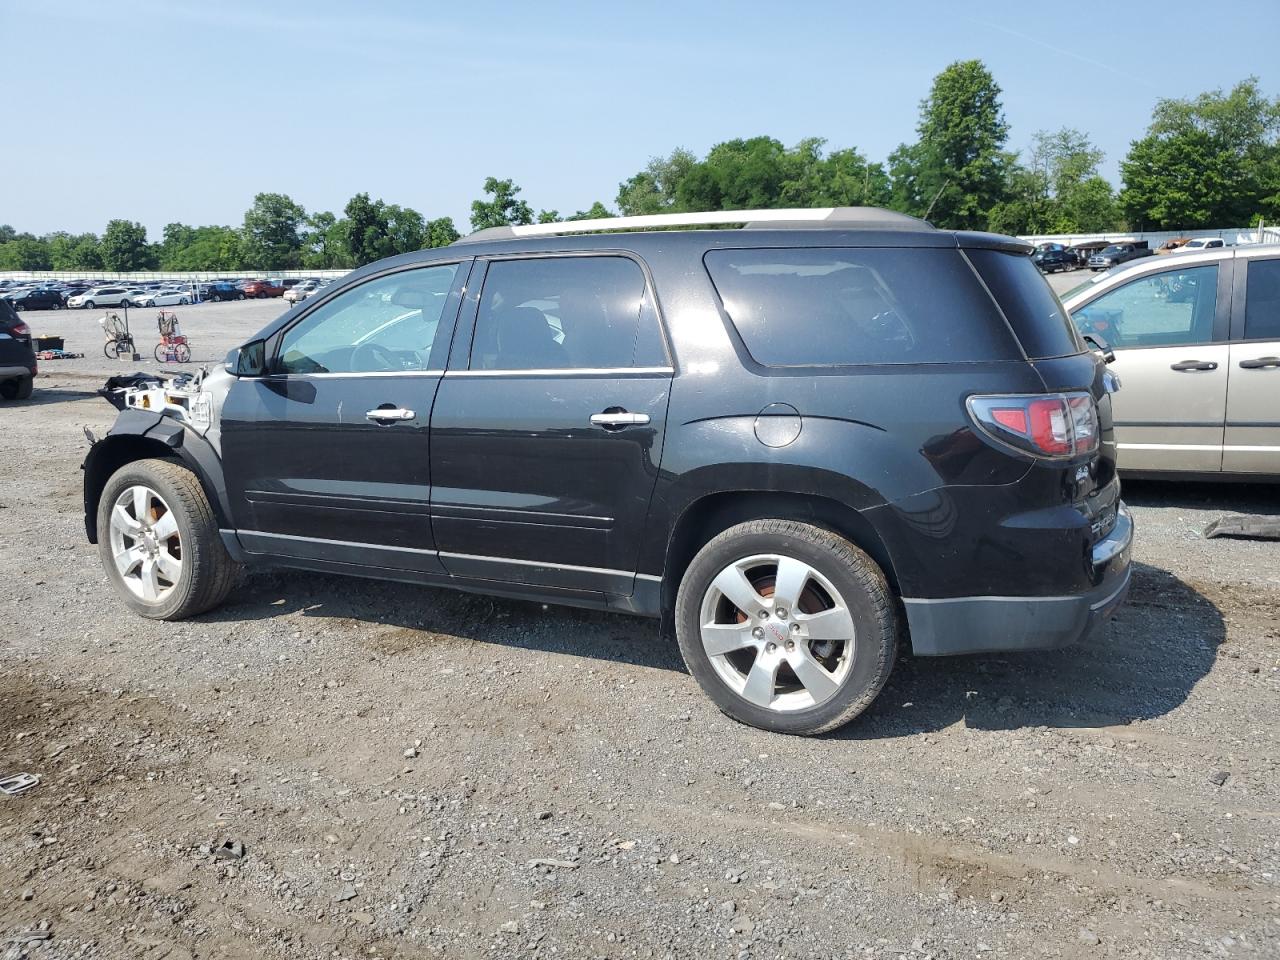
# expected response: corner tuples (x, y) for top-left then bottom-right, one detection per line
(83, 208), (1132, 735)
(0, 299), (36, 400)
(1031, 244), (1077, 273)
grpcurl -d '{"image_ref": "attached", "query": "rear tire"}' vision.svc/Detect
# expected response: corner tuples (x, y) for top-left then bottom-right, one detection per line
(97, 458), (240, 620)
(674, 520), (897, 736)
(85, 300), (96, 309)
(1, 376), (33, 400)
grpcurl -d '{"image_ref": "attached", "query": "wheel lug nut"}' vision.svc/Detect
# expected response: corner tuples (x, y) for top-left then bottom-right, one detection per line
(790, 622), (801, 633)
(776, 607), (789, 620)
(785, 640), (795, 651)
(751, 627), (765, 640)
(765, 642), (776, 653)
(758, 610), (769, 619)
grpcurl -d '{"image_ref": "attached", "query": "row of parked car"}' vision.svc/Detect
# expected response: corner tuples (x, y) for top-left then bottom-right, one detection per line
(0, 276), (336, 311)
(1032, 237), (1229, 274)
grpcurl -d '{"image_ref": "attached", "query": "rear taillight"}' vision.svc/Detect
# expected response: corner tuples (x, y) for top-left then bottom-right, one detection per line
(11, 321), (30, 336)
(967, 392), (1099, 459)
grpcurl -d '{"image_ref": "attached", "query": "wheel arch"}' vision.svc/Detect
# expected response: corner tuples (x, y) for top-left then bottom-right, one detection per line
(83, 421), (231, 544)
(659, 489), (900, 621)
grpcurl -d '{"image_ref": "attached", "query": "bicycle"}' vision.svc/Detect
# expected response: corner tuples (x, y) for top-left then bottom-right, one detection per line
(154, 311), (191, 363)
(100, 313), (136, 359)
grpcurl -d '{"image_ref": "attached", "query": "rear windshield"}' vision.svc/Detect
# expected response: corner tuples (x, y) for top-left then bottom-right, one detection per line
(703, 247), (1021, 366)
(967, 249), (1084, 359)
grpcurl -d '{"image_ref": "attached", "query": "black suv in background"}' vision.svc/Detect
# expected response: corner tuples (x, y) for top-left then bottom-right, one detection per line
(0, 299), (36, 400)
(1032, 244), (1077, 273)
(83, 207), (1132, 735)
(202, 281), (244, 301)
(4, 287), (66, 310)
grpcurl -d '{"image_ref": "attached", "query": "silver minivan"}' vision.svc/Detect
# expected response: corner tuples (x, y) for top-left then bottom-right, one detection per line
(1063, 246), (1280, 477)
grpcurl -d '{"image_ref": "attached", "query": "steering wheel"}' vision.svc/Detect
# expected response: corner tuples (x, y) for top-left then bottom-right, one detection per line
(350, 341), (399, 372)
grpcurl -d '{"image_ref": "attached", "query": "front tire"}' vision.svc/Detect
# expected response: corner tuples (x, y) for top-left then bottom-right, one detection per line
(674, 520), (897, 736)
(97, 458), (240, 620)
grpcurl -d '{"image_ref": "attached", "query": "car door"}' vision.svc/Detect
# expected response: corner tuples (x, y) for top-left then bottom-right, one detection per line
(429, 253), (673, 597)
(1070, 260), (1231, 473)
(1224, 255), (1280, 474)
(219, 259), (469, 572)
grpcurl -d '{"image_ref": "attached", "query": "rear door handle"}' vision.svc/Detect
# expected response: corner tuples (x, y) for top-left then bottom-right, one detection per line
(1239, 356), (1280, 369)
(590, 411), (651, 429)
(1169, 360), (1218, 371)
(365, 407), (415, 423)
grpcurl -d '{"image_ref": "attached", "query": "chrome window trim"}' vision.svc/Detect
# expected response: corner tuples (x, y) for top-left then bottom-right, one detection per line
(261, 369), (446, 380)
(444, 366), (674, 378)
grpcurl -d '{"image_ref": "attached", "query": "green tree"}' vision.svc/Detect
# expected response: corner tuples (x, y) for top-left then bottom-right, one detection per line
(990, 128), (1121, 233)
(1120, 78), (1280, 228)
(0, 235), (52, 270)
(241, 192), (306, 269)
(425, 217), (460, 248)
(568, 202), (613, 221)
(615, 148), (697, 215)
(470, 177), (534, 231)
(99, 220), (154, 271)
(890, 60), (1012, 228)
(165, 226), (243, 270)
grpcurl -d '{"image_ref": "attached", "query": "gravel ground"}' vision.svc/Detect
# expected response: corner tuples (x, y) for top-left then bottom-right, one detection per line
(1, 274), (1278, 959)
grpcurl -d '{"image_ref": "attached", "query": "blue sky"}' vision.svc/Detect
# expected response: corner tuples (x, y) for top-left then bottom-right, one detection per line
(5, 0), (1278, 238)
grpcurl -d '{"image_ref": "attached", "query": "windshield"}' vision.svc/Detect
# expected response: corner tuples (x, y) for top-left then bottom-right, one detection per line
(1099, 245), (1122, 256)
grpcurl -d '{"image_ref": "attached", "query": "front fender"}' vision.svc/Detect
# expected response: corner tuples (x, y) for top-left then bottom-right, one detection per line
(82, 410), (232, 543)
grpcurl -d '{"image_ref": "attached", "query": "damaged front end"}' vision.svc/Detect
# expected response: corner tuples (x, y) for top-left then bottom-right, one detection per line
(97, 364), (234, 455)
(83, 365), (236, 545)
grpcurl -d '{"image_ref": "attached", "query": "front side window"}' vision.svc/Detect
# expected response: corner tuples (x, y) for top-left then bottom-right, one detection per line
(470, 256), (666, 370)
(1243, 259), (1280, 341)
(277, 263), (460, 374)
(1071, 265), (1219, 348)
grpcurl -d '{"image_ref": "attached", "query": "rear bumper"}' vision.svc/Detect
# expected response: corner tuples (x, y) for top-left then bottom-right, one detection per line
(0, 363), (34, 379)
(904, 501), (1133, 656)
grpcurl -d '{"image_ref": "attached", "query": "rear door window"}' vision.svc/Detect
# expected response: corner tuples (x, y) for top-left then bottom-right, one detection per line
(703, 247), (1020, 366)
(967, 249), (1084, 358)
(470, 256), (667, 370)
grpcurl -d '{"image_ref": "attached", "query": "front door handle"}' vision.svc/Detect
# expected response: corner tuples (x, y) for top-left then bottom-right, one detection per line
(590, 410), (651, 429)
(1169, 360), (1218, 371)
(1239, 356), (1280, 369)
(366, 406), (415, 423)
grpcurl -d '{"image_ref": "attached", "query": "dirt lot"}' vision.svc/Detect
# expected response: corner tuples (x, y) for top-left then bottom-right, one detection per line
(1, 283), (1278, 959)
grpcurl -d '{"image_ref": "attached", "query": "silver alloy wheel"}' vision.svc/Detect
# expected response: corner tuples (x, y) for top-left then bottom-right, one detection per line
(108, 485), (183, 603)
(699, 553), (855, 712)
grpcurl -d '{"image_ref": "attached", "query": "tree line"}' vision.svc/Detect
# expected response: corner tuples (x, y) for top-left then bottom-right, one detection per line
(2, 61), (1277, 273)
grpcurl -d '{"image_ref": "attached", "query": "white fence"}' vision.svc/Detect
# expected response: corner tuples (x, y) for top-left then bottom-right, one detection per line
(1019, 225), (1280, 248)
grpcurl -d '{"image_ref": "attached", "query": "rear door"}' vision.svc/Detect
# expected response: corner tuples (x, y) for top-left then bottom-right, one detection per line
(220, 260), (468, 571)
(428, 253), (673, 597)
(1070, 260), (1231, 473)
(1224, 255), (1280, 473)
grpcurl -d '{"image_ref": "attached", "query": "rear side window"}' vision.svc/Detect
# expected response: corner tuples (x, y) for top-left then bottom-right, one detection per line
(703, 247), (1020, 366)
(1244, 258), (1280, 341)
(471, 256), (667, 370)
(967, 249), (1084, 359)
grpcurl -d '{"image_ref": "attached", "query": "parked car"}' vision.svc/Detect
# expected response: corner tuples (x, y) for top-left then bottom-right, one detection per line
(1065, 245), (1280, 477)
(0, 299), (36, 401)
(1088, 242), (1153, 270)
(131, 290), (191, 307)
(68, 286), (137, 309)
(1155, 237), (1192, 255)
(202, 282), (245, 302)
(83, 207), (1132, 736)
(4, 287), (66, 310)
(283, 281), (319, 304)
(1032, 244), (1078, 273)
(1176, 237), (1227, 253)
(241, 279), (285, 299)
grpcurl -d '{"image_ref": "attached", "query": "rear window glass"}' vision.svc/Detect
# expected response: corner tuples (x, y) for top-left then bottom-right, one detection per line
(703, 247), (1020, 366)
(967, 249), (1084, 359)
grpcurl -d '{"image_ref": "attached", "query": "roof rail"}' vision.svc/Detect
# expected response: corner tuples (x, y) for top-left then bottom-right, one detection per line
(456, 206), (931, 243)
